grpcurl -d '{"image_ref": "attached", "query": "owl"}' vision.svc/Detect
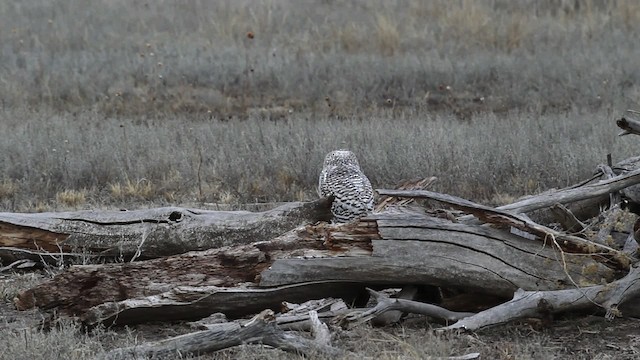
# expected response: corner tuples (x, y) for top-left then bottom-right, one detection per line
(318, 150), (375, 223)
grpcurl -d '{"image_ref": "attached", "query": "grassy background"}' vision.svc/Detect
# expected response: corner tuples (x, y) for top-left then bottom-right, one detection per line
(0, 106), (635, 212)
(0, 0), (638, 261)
(2, 0), (640, 211)
(2, 0), (640, 115)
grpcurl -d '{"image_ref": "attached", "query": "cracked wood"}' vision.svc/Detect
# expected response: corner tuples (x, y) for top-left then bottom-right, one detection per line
(0, 197), (332, 262)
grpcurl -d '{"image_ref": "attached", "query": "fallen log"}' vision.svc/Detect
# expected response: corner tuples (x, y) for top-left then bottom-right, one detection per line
(437, 265), (640, 332)
(15, 211), (616, 325)
(376, 189), (632, 269)
(81, 282), (366, 326)
(0, 197), (332, 263)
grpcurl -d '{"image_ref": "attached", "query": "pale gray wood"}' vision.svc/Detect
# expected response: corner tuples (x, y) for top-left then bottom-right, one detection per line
(0, 198), (332, 261)
(260, 227), (614, 296)
(440, 266), (640, 332)
(371, 285), (419, 326)
(378, 167), (640, 220)
(81, 282), (364, 326)
(101, 310), (346, 359)
(347, 288), (475, 326)
(373, 189), (630, 269)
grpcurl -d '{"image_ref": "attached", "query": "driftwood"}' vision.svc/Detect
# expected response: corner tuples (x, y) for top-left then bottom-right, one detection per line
(452, 167), (640, 223)
(376, 189), (632, 269)
(346, 289), (475, 327)
(15, 208), (617, 325)
(0, 198), (332, 263)
(437, 265), (640, 332)
(101, 309), (346, 359)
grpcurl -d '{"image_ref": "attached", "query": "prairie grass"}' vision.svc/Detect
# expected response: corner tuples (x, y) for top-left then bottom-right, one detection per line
(0, 0), (638, 209)
(0, 106), (634, 211)
(0, 1), (639, 115)
(55, 189), (87, 208)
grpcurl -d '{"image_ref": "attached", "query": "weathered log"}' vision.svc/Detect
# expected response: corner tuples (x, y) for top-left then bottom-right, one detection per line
(376, 189), (632, 269)
(437, 167), (640, 222)
(81, 282), (365, 326)
(101, 309), (346, 360)
(438, 265), (640, 332)
(0, 198), (332, 262)
(15, 212), (616, 325)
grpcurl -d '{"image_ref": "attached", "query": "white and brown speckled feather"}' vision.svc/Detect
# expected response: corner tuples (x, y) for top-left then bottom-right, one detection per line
(318, 150), (374, 223)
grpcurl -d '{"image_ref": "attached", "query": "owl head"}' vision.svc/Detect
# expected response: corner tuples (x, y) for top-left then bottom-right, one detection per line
(323, 149), (361, 169)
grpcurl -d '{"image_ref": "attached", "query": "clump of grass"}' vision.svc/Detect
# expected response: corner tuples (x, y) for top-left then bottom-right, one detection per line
(109, 179), (156, 201)
(375, 14), (400, 56)
(0, 318), (113, 360)
(55, 189), (87, 208)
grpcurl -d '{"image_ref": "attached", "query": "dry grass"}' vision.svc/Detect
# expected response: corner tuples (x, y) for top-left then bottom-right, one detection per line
(0, 1), (639, 115)
(55, 189), (87, 208)
(0, 273), (46, 302)
(109, 179), (156, 201)
(0, 0), (638, 212)
(0, 106), (634, 211)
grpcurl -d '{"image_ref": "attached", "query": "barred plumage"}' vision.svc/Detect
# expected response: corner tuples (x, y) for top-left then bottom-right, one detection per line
(318, 150), (374, 223)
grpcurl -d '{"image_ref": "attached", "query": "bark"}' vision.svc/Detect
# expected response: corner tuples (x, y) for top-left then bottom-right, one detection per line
(0, 198), (332, 262)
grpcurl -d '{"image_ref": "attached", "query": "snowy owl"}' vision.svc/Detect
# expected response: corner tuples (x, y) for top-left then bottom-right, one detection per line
(318, 150), (374, 223)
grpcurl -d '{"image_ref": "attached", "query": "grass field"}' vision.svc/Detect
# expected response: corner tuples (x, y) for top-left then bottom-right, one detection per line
(1, 0), (640, 210)
(2, 0), (640, 359)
